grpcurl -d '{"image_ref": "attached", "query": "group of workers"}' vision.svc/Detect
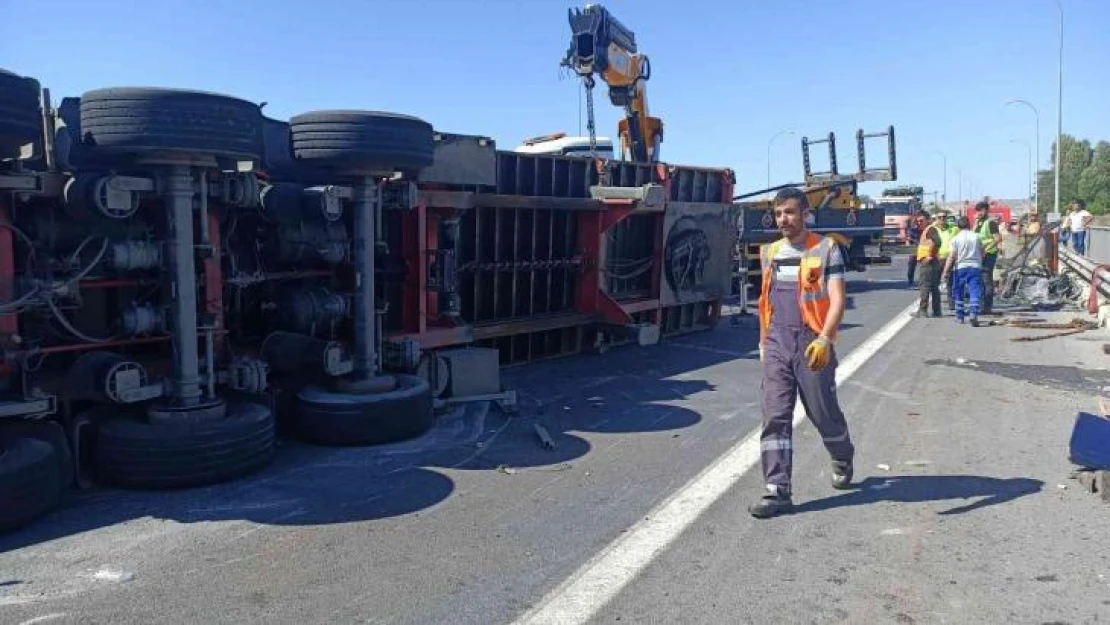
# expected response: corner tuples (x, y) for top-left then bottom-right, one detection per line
(749, 193), (1012, 519)
(907, 201), (1002, 326)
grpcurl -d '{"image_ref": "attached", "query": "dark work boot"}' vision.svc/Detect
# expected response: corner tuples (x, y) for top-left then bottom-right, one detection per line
(831, 460), (853, 490)
(970, 316), (980, 328)
(748, 487), (793, 519)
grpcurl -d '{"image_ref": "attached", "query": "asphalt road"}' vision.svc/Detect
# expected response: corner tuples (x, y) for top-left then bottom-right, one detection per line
(2, 261), (919, 624)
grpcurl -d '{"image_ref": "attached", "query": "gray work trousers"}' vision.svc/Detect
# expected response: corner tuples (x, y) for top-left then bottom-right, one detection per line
(760, 280), (854, 495)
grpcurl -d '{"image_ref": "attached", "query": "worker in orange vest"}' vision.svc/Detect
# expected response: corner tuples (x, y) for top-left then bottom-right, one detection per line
(751, 187), (855, 519)
(913, 211), (944, 317)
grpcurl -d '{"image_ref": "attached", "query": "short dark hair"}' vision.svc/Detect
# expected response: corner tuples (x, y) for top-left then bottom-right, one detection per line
(975, 201), (990, 212)
(957, 216), (971, 229)
(773, 187), (810, 210)
(1074, 199), (1087, 209)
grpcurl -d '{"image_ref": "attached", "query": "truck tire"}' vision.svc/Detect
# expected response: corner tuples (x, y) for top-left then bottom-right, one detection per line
(0, 419), (74, 490)
(0, 68), (42, 157)
(289, 110), (435, 173)
(79, 87), (263, 159)
(294, 374), (434, 446)
(0, 437), (61, 534)
(93, 401), (275, 490)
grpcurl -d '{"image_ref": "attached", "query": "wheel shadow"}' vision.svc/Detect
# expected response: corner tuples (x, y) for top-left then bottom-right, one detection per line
(791, 474), (1044, 516)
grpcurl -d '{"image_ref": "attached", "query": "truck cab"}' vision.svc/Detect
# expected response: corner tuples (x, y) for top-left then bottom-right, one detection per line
(513, 132), (616, 159)
(875, 185), (924, 246)
(875, 197), (919, 245)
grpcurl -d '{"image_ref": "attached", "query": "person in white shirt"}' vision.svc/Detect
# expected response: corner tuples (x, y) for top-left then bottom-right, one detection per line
(942, 216), (985, 327)
(1068, 199), (1093, 254)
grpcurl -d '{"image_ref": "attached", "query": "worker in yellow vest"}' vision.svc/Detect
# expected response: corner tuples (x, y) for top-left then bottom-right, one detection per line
(936, 212), (960, 310)
(974, 201), (1002, 314)
(752, 188), (854, 519)
(914, 211), (944, 317)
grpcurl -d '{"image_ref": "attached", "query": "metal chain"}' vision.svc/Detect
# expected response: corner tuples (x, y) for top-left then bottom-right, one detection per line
(582, 76), (609, 186)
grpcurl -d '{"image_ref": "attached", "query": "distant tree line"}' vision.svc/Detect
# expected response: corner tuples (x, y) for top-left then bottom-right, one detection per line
(1037, 134), (1110, 215)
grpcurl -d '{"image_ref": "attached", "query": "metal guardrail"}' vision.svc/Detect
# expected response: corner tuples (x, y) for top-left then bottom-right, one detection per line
(1083, 226), (1110, 265)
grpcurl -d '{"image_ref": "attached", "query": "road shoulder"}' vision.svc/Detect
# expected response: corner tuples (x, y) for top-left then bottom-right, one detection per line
(590, 307), (1110, 624)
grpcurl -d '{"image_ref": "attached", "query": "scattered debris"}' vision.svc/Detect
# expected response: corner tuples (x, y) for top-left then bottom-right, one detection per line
(532, 463), (574, 473)
(534, 423), (557, 450)
(91, 569), (134, 583)
(496, 464), (517, 475)
(876, 463), (891, 471)
(904, 460), (932, 467)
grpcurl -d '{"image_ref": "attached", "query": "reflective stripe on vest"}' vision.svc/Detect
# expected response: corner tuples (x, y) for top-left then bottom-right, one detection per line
(938, 226), (957, 259)
(758, 232), (836, 340)
(916, 224), (939, 261)
(977, 218), (999, 254)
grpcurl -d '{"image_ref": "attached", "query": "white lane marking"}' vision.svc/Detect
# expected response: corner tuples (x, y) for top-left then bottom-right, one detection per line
(512, 300), (919, 625)
(18, 615), (67, 625)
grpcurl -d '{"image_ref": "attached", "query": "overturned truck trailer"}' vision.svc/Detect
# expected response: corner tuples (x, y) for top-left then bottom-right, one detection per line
(0, 68), (736, 533)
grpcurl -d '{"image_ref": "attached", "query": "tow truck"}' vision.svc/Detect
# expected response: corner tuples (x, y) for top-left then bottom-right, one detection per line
(733, 127), (897, 292)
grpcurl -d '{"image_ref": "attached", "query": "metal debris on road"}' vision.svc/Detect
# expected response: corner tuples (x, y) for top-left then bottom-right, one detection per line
(534, 423), (558, 450)
(975, 315), (1102, 342)
(91, 569), (135, 583)
(876, 463), (891, 471)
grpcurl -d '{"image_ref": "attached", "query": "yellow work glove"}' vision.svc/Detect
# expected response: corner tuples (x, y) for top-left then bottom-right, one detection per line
(804, 336), (832, 371)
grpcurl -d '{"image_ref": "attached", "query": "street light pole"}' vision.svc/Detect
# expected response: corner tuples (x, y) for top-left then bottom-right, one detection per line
(767, 130), (794, 190)
(1004, 99), (1040, 211)
(1054, 0), (1063, 216)
(933, 150), (947, 207)
(1010, 138), (1032, 202)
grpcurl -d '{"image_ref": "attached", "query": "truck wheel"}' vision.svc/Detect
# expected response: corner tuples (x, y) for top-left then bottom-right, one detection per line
(0, 419), (74, 490)
(293, 374), (434, 446)
(0, 68), (42, 157)
(289, 110), (435, 173)
(0, 437), (61, 533)
(93, 401), (275, 490)
(79, 87), (263, 159)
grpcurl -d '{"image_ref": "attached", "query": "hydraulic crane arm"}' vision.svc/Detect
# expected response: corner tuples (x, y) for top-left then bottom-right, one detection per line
(562, 4), (663, 163)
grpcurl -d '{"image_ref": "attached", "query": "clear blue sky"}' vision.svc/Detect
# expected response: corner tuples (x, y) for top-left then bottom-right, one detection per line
(2, 0), (1105, 202)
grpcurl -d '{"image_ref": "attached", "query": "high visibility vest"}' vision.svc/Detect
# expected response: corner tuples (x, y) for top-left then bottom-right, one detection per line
(758, 232), (837, 341)
(916, 224), (939, 261)
(977, 218), (999, 254)
(938, 225), (958, 259)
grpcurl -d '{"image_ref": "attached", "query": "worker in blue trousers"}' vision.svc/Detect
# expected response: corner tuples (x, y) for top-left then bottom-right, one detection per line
(751, 188), (855, 519)
(943, 216), (985, 327)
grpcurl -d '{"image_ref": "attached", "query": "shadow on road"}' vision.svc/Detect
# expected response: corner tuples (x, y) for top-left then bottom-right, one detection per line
(925, 358), (1110, 395)
(792, 474), (1044, 516)
(1, 271), (906, 553)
